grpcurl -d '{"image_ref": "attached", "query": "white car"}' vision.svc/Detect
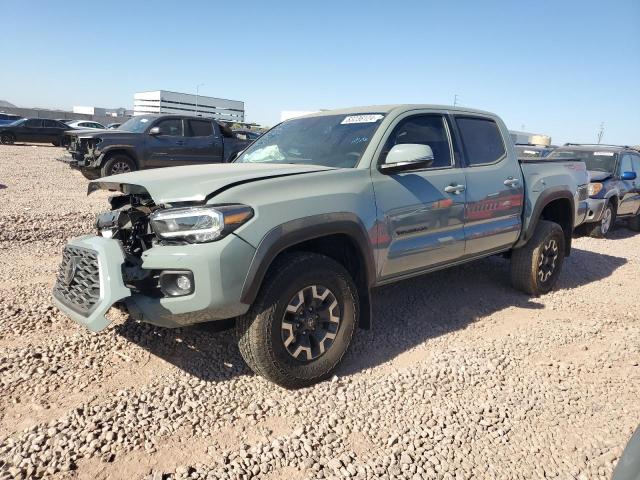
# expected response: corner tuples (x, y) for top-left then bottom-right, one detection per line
(66, 120), (106, 130)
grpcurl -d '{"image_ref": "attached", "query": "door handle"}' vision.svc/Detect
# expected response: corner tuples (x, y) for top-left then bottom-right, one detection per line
(504, 178), (520, 187)
(444, 184), (466, 194)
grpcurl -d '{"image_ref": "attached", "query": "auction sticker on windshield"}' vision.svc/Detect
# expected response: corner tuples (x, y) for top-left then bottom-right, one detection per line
(594, 151), (614, 156)
(341, 114), (384, 125)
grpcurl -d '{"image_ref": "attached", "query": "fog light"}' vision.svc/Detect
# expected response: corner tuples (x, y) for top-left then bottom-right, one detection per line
(176, 275), (192, 292)
(159, 271), (194, 297)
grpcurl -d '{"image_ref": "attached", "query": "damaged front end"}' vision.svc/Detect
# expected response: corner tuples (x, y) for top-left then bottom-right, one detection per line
(52, 191), (160, 331)
(58, 135), (103, 170)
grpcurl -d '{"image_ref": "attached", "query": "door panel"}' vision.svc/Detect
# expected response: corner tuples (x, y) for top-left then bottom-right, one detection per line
(184, 119), (224, 163)
(374, 170), (467, 278)
(22, 119), (43, 142)
(617, 154), (638, 216)
(372, 113), (466, 280)
(145, 119), (186, 167)
(454, 116), (524, 256)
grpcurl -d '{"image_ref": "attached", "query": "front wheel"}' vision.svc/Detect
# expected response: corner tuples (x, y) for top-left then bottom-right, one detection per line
(236, 252), (358, 389)
(100, 155), (136, 177)
(0, 133), (15, 145)
(587, 202), (615, 238)
(510, 220), (565, 296)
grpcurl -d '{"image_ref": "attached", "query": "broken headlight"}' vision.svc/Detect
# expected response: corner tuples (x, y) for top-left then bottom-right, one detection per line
(150, 205), (253, 243)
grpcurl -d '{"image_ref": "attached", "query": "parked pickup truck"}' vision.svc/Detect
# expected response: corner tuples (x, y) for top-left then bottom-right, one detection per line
(59, 115), (251, 179)
(53, 105), (589, 388)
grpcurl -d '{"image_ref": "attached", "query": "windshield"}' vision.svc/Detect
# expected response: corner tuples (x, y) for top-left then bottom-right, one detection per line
(6, 119), (26, 127)
(235, 113), (385, 168)
(117, 116), (154, 133)
(547, 149), (618, 173)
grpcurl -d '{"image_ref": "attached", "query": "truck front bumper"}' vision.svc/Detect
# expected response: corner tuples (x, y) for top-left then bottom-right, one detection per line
(52, 234), (255, 332)
(583, 198), (607, 224)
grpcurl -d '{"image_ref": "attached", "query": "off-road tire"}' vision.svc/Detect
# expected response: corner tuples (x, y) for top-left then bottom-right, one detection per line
(587, 201), (615, 238)
(236, 252), (358, 389)
(100, 154), (136, 178)
(0, 133), (15, 145)
(510, 220), (565, 296)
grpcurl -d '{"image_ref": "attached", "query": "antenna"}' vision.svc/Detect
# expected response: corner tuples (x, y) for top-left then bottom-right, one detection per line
(597, 122), (605, 144)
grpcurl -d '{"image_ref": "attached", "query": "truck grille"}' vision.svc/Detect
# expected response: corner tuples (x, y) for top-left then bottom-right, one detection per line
(53, 246), (101, 315)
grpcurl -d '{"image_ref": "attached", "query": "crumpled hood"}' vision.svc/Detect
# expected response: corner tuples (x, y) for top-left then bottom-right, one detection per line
(588, 170), (612, 182)
(88, 163), (335, 204)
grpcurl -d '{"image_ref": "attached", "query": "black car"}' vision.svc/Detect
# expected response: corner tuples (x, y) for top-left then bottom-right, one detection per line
(547, 144), (640, 237)
(61, 115), (252, 179)
(0, 118), (70, 146)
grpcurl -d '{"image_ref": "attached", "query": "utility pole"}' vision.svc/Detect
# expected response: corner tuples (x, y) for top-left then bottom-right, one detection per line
(597, 122), (605, 144)
(195, 83), (205, 116)
(453, 94), (459, 107)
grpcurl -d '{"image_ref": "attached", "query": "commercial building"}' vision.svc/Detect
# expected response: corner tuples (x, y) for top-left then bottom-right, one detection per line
(73, 106), (133, 118)
(134, 90), (244, 123)
(509, 130), (552, 146)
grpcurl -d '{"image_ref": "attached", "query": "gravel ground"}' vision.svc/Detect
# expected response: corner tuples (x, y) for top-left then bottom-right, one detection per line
(0, 144), (639, 480)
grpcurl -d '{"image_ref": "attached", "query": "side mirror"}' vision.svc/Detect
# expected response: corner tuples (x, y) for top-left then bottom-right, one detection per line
(621, 171), (637, 181)
(148, 126), (161, 135)
(380, 144), (434, 174)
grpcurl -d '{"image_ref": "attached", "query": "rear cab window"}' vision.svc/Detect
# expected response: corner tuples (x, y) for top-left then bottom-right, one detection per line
(455, 116), (506, 166)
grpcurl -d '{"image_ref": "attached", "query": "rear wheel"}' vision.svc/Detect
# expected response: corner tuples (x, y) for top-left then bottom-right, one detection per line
(1, 133), (15, 145)
(510, 220), (565, 296)
(587, 202), (615, 238)
(236, 252), (358, 389)
(100, 154), (136, 177)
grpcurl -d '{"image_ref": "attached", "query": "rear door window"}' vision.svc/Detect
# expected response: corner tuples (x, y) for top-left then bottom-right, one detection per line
(455, 116), (506, 166)
(25, 119), (43, 128)
(187, 119), (214, 137)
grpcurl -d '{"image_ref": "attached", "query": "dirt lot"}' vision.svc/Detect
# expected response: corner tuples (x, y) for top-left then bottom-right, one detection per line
(0, 144), (639, 480)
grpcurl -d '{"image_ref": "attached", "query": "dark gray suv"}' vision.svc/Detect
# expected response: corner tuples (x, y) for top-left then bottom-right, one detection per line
(547, 144), (640, 237)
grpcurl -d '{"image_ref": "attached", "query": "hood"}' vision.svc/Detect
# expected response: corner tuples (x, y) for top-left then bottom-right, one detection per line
(67, 129), (136, 138)
(88, 163), (335, 204)
(588, 170), (612, 182)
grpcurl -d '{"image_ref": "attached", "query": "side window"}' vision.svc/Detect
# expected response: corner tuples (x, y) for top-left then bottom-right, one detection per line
(25, 119), (42, 128)
(381, 115), (452, 168)
(187, 120), (214, 137)
(43, 119), (58, 127)
(456, 116), (506, 166)
(632, 154), (640, 173)
(619, 154), (634, 174)
(156, 119), (183, 136)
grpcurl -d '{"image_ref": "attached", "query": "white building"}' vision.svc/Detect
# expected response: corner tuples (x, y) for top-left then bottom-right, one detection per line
(134, 90), (244, 123)
(73, 106), (107, 116)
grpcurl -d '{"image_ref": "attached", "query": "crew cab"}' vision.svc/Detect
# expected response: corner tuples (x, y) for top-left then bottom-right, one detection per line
(53, 105), (589, 388)
(60, 115), (251, 179)
(548, 144), (640, 237)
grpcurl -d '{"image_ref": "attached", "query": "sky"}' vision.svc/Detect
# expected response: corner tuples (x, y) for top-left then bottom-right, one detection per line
(1, 0), (638, 144)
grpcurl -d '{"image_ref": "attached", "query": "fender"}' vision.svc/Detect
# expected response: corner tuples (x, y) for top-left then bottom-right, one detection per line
(96, 146), (139, 169)
(239, 213), (376, 328)
(516, 187), (575, 254)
